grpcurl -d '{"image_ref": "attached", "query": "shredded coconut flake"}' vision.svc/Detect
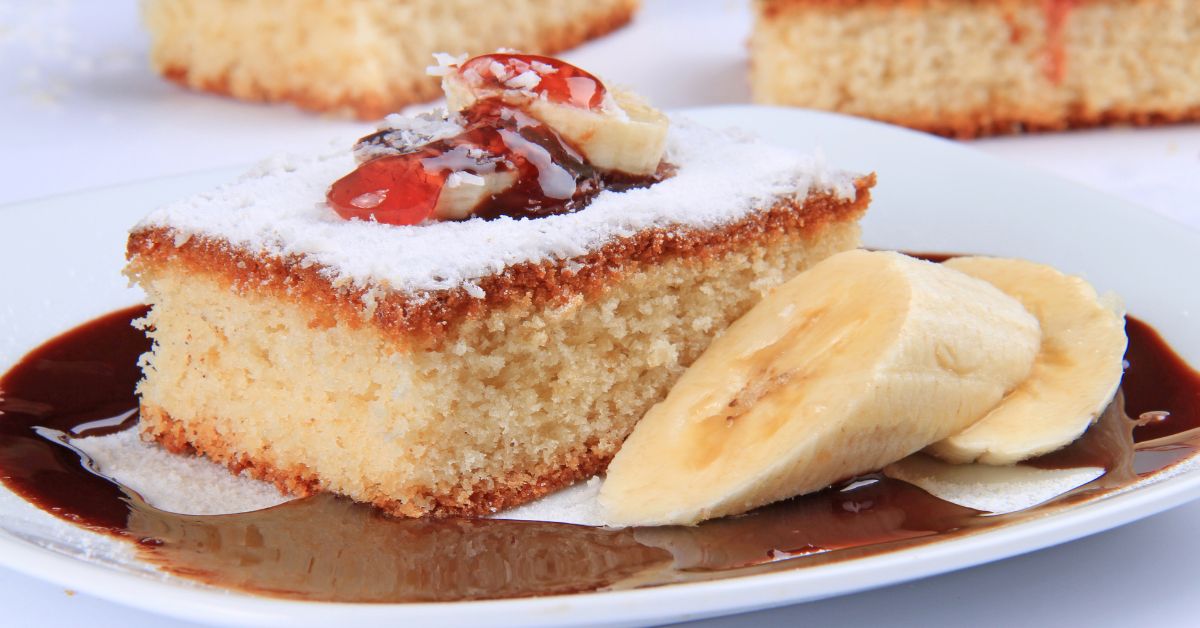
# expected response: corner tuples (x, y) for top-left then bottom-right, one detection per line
(354, 111), (463, 162)
(464, 282), (486, 299)
(488, 60), (510, 82)
(505, 70), (541, 91)
(446, 171), (485, 188)
(426, 51), (467, 76)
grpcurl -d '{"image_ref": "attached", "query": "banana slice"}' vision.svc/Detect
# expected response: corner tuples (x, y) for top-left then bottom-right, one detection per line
(599, 250), (1041, 526)
(444, 73), (668, 176)
(525, 89), (668, 177)
(927, 257), (1128, 465)
(433, 169), (518, 221)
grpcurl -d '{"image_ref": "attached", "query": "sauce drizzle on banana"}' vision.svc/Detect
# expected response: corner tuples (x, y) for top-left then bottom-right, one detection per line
(326, 53), (670, 225)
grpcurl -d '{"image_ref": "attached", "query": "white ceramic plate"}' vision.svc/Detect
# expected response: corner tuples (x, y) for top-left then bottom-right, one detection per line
(2, 106), (1199, 627)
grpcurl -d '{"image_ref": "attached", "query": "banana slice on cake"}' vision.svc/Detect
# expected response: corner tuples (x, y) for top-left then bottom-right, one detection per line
(433, 170), (518, 221)
(523, 89), (668, 176)
(599, 250), (1042, 527)
(926, 257), (1128, 465)
(442, 60), (668, 176)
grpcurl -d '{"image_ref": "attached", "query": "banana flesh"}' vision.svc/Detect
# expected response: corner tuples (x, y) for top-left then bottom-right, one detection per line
(599, 250), (1042, 526)
(433, 170), (517, 221)
(525, 89), (668, 176)
(927, 257), (1128, 465)
(443, 73), (668, 177)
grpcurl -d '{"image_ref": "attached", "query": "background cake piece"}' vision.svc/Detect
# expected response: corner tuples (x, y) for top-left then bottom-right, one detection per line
(125, 122), (874, 518)
(142, 0), (639, 118)
(751, 0), (1200, 138)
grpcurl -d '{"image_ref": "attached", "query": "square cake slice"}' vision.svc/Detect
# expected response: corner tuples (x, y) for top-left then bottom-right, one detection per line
(126, 119), (873, 518)
(751, 0), (1200, 138)
(143, 0), (639, 118)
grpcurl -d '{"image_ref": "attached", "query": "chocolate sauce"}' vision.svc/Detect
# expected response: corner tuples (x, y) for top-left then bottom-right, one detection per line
(452, 101), (603, 221)
(0, 306), (148, 533)
(1124, 318), (1200, 441)
(1, 305), (1198, 603)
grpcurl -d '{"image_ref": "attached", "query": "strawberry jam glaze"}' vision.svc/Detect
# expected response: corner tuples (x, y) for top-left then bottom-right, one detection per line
(458, 53), (607, 110)
(326, 54), (659, 225)
(1042, 0), (1077, 84)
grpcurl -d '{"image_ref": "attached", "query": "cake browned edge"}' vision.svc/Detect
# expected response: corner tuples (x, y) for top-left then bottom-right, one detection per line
(752, 0), (1200, 139)
(126, 175), (876, 350)
(126, 174), (875, 517)
(141, 406), (615, 518)
(889, 106), (1200, 141)
(154, 1), (639, 119)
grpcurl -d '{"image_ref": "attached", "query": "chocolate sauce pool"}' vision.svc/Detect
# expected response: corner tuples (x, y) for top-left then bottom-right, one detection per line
(1, 305), (1198, 603)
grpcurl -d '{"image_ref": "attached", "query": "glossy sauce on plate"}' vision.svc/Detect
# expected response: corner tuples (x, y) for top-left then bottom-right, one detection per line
(0, 305), (1198, 602)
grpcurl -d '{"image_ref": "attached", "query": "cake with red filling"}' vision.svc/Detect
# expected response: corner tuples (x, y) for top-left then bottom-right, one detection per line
(125, 53), (874, 517)
(751, 0), (1200, 138)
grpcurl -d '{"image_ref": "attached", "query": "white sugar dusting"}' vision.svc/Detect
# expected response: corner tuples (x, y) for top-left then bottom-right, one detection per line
(135, 118), (860, 298)
(4, 432), (1199, 568)
(885, 454), (1104, 515)
(70, 430), (290, 515)
(495, 476), (607, 525)
(30, 434), (1180, 528)
(65, 426), (604, 523)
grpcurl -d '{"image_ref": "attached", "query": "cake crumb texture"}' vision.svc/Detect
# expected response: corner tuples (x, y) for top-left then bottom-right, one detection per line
(142, 0), (638, 118)
(751, 0), (1200, 138)
(133, 213), (865, 517)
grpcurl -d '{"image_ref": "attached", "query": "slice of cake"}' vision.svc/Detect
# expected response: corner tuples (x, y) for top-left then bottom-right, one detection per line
(142, 0), (638, 118)
(125, 53), (874, 518)
(751, 0), (1200, 138)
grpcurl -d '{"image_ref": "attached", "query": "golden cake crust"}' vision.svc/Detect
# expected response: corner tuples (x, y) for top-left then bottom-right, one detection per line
(127, 175), (876, 351)
(893, 105), (1200, 140)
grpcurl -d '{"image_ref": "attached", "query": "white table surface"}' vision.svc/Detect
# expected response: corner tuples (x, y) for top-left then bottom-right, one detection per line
(2, 0), (1199, 625)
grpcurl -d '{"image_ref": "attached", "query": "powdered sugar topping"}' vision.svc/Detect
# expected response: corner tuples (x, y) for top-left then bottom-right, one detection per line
(135, 117), (862, 298)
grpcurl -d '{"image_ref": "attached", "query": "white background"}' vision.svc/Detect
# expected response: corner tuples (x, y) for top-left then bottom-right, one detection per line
(2, 0), (1199, 625)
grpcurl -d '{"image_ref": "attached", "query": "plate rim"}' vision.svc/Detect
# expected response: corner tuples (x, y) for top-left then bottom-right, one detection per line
(2, 104), (1199, 626)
